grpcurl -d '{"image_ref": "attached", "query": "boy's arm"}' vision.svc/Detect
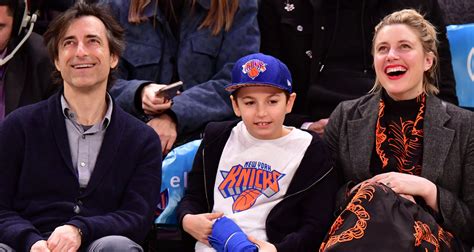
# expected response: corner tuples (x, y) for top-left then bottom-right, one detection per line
(275, 169), (338, 251)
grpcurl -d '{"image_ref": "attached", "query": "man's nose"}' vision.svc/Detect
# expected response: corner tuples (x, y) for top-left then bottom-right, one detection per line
(75, 42), (88, 57)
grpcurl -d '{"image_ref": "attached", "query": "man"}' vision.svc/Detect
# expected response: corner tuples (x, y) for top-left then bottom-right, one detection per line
(0, 0), (54, 123)
(0, 3), (162, 251)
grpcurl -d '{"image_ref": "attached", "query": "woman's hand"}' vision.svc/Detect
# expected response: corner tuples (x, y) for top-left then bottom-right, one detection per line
(141, 83), (173, 115)
(371, 172), (438, 211)
(182, 212), (223, 245)
(307, 118), (329, 136)
(248, 236), (277, 252)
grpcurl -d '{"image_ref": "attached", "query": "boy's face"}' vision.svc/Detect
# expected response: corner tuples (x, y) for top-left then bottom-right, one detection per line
(231, 86), (295, 140)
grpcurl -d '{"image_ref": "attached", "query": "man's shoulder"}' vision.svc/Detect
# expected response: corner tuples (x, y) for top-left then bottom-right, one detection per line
(110, 102), (158, 137)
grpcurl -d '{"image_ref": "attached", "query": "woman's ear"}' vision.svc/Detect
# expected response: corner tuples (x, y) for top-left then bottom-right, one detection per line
(424, 51), (434, 71)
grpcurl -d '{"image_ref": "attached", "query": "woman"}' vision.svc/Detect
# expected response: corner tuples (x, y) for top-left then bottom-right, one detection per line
(322, 9), (473, 251)
(101, 0), (260, 153)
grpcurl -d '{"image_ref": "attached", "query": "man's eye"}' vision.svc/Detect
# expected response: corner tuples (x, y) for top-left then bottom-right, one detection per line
(63, 40), (75, 47)
(89, 39), (100, 45)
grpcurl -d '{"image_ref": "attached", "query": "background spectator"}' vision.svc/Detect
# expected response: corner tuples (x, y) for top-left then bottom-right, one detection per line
(102, 0), (260, 154)
(438, 0), (474, 25)
(259, 0), (458, 135)
(0, 0), (54, 123)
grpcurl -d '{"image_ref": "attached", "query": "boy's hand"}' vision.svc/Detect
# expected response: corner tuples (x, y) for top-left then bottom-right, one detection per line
(182, 212), (223, 245)
(248, 236), (277, 252)
(30, 240), (51, 252)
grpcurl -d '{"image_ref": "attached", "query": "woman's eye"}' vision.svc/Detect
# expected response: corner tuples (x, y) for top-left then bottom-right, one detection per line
(400, 44), (411, 49)
(377, 46), (388, 53)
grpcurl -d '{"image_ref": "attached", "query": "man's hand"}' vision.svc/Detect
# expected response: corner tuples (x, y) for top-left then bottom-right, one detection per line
(30, 240), (51, 252)
(147, 113), (177, 155)
(46, 225), (81, 252)
(307, 118), (329, 136)
(182, 212), (223, 245)
(248, 236), (277, 252)
(141, 83), (172, 115)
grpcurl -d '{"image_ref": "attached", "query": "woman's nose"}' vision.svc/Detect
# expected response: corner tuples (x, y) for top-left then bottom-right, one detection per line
(386, 48), (399, 61)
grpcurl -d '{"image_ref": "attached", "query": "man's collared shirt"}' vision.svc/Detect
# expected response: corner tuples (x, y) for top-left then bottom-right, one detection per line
(61, 94), (113, 188)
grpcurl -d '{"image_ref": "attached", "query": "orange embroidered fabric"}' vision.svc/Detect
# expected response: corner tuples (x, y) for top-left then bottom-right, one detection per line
(320, 183), (458, 251)
(372, 93), (425, 176)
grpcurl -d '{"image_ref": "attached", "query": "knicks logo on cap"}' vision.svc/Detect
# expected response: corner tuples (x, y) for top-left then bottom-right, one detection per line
(242, 59), (267, 79)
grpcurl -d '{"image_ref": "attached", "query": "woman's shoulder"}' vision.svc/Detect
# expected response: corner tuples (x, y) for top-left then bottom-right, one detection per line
(430, 96), (473, 121)
(445, 102), (473, 118)
(331, 93), (379, 118)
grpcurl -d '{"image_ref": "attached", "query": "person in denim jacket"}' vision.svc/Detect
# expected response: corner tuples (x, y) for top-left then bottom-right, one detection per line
(101, 0), (260, 154)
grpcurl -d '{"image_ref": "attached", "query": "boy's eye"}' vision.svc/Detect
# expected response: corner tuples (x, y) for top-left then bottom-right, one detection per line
(244, 101), (255, 106)
(269, 99), (279, 104)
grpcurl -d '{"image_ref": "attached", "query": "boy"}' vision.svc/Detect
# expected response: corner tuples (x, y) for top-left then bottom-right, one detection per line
(176, 53), (338, 252)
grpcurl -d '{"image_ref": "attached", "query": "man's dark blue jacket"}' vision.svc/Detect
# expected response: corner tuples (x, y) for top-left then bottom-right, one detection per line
(0, 92), (162, 251)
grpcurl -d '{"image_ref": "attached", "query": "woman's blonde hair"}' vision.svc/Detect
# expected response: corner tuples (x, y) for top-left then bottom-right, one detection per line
(370, 9), (439, 95)
(128, 0), (239, 36)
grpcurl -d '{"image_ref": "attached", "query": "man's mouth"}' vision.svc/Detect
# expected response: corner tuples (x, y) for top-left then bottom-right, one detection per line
(72, 63), (95, 69)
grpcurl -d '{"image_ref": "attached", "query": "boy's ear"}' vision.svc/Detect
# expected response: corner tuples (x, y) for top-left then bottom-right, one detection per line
(285, 93), (297, 114)
(230, 95), (241, 117)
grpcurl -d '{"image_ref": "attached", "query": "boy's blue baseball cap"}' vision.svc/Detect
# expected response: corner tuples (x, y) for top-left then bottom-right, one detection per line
(225, 53), (292, 93)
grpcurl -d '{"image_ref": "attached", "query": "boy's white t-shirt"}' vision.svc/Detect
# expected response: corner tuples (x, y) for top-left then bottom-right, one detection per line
(196, 121), (312, 251)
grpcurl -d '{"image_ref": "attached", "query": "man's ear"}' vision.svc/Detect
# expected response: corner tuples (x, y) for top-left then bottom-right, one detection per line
(54, 58), (61, 72)
(230, 95), (241, 117)
(110, 53), (119, 69)
(286, 93), (296, 113)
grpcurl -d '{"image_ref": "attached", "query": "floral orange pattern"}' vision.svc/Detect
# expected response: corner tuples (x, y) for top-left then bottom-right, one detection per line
(375, 94), (425, 175)
(413, 220), (454, 251)
(320, 184), (375, 251)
